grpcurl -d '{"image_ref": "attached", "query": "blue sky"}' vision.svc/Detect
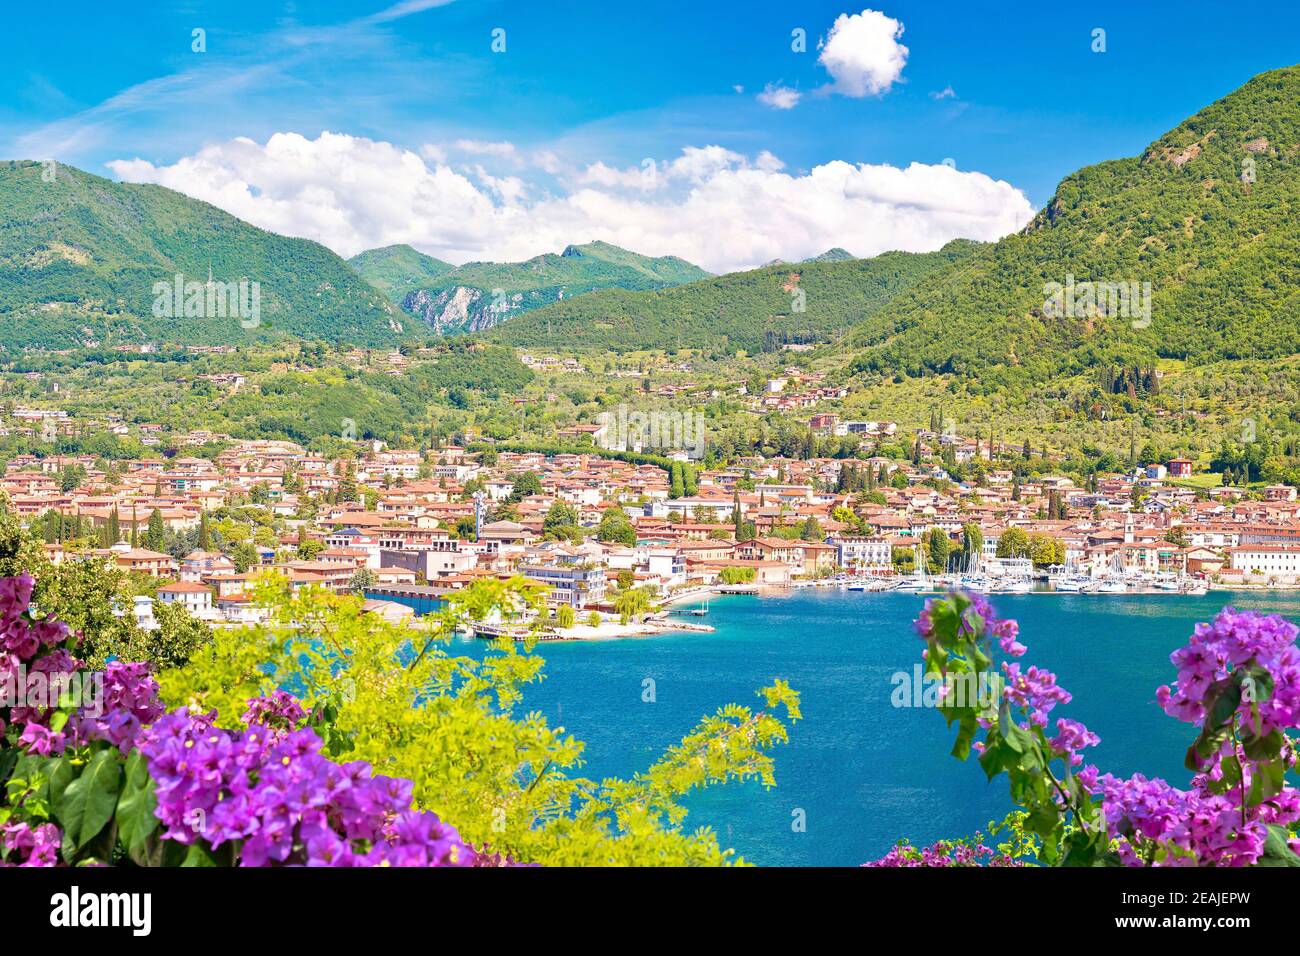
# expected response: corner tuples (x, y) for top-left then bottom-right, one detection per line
(2, 1), (1298, 270)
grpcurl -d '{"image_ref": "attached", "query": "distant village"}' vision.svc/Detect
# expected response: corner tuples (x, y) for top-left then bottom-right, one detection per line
(5, 397), (1300, 635)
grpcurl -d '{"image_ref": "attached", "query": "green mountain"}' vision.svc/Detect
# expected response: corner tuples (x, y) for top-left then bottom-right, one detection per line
(0, 161), (406, 350)
(366, 240), (711, 335)
(846, 65), (1300, 389)
(804, 248), (856, 263)
(489, 241), (982, 353)
(347, 244), (452, 300)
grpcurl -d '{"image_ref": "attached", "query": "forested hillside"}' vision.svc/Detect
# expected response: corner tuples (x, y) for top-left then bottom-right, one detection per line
(352, 239), (711, 335)
(0, 161), (405, 349)
(844, 65), (1300, 389)
(347, 244), (453, 300)
(490, 241), (982, 353)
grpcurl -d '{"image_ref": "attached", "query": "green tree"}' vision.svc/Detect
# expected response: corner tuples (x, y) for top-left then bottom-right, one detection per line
(151, 599), (214, 669)
(144, 508), (166, 552)
(996, 527), (1030, 559)
(542, 502), (581, 542)
(596, 508), (637, 546)
(337, 460), (359, 503)
(614, 586), (654, 624)
(669, 463), (686, 499)
(197, 511), (212, 551)
(230, 540), (261, 573)
(507, 471), (543, 503)
(348, 567), (379, 596)
(927, 528), (952, 573)
(719, 566), (756, 585)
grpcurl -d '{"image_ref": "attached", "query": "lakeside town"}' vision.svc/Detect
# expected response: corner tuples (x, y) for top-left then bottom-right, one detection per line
(6, 404), (1300, 638)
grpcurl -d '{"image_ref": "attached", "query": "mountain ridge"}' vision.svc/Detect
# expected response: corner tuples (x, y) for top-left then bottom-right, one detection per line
(843, 64), (1300, 387)
(0, 160), (404, 349)
(349, 239), (712, 335)
(487, 240), (984, 353)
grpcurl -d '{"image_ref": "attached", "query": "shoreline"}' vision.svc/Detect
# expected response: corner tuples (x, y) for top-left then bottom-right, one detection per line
(475, 582), (1300, 644)
(543, 617), (715, 641)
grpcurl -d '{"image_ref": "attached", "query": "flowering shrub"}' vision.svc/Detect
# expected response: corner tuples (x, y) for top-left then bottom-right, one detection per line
(875, 591), (1300, 866)
(140, 710), (473, 866)
(0, 573), (479, 867)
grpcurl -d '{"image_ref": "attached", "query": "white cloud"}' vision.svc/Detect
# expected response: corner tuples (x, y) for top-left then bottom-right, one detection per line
(468, 164), (527, 204)
(108, 131), (1035, 274)
(666, 145), (747, 183)
(578, 160), (659, 191)
(817, 9), (909, 97)
(930, 86), (956, 100)
(449, 139), (520, 159)
(757, 84), (802, 110)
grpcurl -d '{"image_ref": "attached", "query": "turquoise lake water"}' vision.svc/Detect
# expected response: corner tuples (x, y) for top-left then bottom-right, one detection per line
(457, 589), (1300, 866)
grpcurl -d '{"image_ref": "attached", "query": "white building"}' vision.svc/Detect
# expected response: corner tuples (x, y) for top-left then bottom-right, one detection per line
(156, 581), (214, 618)
(1229, 546), (1300, 577)
(835, 536), (892, 570)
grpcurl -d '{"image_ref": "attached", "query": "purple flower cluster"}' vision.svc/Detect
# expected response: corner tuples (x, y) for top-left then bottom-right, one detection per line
(1, 821), (60, 867)
(914, 592), (1026, 658)
(865, 839), (1024, 867)
(241, 690), (308, 732)
(1090, 772), (1300, 867)
(138, 708), (477, 867)
(1078, 608), (1300, 866)
(1048, 718), (1100, 767)
(1157, 607), (1300, 734)
(0, 572), (491, 869)
(0, 570), (162, 759)
(1001, 662), (1073, 729)
(72, 662), (164, 753)
(905, 592), (1300, 867)
(1, 574), (74, 741)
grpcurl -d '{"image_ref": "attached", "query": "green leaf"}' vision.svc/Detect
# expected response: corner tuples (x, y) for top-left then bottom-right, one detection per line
(55, 748), (123, 854)
(180, 842), (220, 867)
(1242, 728), (1284, 762)
(115, 751), (159, 865)
(45, 755), (75, 810)
(950, 714), (976, 761)
(1256, 824), (1300, 867)
(1206, 679), (1241, 729)
(0, 748), (17, 789)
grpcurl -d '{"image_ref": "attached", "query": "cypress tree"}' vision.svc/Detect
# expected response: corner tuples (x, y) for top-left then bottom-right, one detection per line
(145, 508), (166, 552)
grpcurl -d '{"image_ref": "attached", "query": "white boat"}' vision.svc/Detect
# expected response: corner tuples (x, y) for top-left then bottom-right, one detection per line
(848, 578), (895, 592)
(996, 577), (1034, 593)
(894, 543), (935, 591)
